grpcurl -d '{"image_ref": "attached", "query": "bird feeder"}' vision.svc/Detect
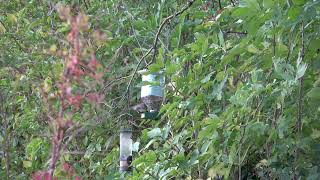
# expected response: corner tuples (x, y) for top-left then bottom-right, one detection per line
(138, 69), (164, 119)
(119, 128), (132, 172)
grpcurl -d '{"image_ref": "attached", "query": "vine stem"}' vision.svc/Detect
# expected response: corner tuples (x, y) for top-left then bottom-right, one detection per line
(294, 21), (305, 180)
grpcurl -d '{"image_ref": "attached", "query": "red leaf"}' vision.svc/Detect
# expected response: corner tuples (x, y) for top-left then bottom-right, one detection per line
(67, 94), (82, 108)
(88, 56), (98, 70)
(63, 163), (71, 172)
(32, 171), (51, 180)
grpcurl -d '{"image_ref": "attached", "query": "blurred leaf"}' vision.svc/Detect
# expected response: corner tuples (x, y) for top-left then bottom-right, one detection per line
(147, 128), (162, 139)
(23, 161), (32, 168)
(307, 87), (320, 100)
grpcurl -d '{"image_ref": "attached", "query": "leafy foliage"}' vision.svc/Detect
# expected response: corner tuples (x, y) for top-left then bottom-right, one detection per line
(0, 0), (320, 179)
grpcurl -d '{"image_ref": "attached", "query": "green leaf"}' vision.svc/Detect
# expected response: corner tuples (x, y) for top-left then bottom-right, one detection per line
(23, 161), (32, 168)
(263, 0), (275, 9)
(232, 7), (251, 17)
(7, 14), (17, 25)
(189, 149), (199, 165)
(165, 62), (179, 75)
(202, 37), (209, 54)
(288, 6), (302, 20)
(239, 0), (260, 12)
(245, 18), (261, 35)
(148, 63), (163, 73)
(162, 123), (171, 139)
(292, 0), (305, 6)
(296, 63), (307, 80)
(218, 30), (224, 47)
(147, 128), (162, 138)
(132, 142), (140, 152)
(211, 75), (228, 100)
(132, 151), (157, 166)
(0, 22), (6, 34)
(247, 44), (259, 54)
(273, 58), (295, 81)
(96, 143), (101, 151)
(221, 38), (248, 65)
(201, 72), (214, 83)
(307, 87), (320, 100)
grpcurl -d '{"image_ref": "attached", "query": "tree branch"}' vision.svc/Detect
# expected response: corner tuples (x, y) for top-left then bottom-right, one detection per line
(121, 0), (196, 100)
(149, 0), (196, 64)
(218, 0), (223, 10)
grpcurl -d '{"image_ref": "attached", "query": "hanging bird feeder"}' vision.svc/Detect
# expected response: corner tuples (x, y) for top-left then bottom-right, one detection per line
(137, 69), (164, 120)
(119, 128), (132, 172)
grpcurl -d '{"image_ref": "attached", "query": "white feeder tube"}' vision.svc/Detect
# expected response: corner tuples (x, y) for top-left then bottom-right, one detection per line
(140, 72), (164, 98)
(120, 129), (132, 172)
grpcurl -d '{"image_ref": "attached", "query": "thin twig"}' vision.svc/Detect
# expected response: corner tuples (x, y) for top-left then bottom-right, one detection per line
(0, 20), (26, 53)
(149, 0), (195, 64)
(237, 121), (248, 180)
(224, 31), (247, 35)
(101, 75), (130, 94)
(218, 0), (223, 10)
(273, 22), (276, 57)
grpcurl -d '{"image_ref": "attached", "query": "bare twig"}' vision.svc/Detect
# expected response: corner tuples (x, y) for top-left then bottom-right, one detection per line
(224, 31), (247, 35)
(218, 0), (223, 10)
(273, 22), (276, 57)
(101, 75), (131, 94)
(149, 0), (195, 64)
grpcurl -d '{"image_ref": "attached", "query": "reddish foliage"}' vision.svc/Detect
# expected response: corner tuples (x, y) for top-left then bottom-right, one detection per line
(36, 4), (107, 180)
(32, 171), (57, 180)
(66, 94), (82, 108)
(88, 56), (98, 71)
(62, 162), (75, 176)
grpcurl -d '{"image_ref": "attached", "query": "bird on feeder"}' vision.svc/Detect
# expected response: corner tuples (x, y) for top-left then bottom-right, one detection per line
(131, 69), (164, 119)
(141, 95), (162, 112)
(131, 102), (147, 113)
(131, 96), (162, 113)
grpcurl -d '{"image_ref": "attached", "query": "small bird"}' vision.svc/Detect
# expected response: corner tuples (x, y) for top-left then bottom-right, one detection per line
(127, 155), (132, 165)
(131, 102), (147, 113)
(142, 95), (162, 112)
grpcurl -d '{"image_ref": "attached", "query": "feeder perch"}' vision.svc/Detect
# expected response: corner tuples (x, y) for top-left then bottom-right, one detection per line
(119, 128), (132, 172)
(138, 69), (164, 119)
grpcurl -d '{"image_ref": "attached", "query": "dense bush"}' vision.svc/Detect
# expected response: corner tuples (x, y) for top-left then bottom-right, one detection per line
(0, 0), (319, 179)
